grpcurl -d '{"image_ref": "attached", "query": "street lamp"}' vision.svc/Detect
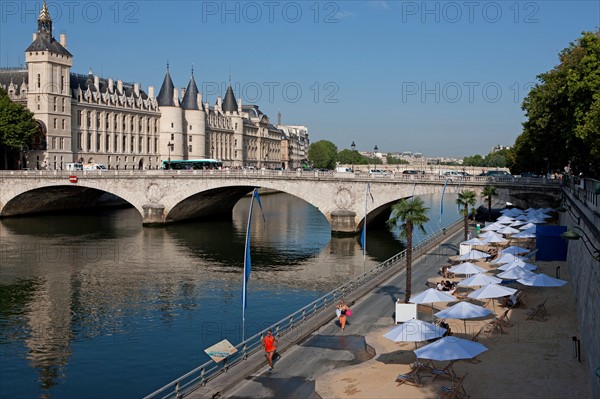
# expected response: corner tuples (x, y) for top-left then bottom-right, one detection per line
(167, 141), (173, 169)
(351, 141), (356, 151)
(374, 145), (378, 153)
(561, 226), (600, 262)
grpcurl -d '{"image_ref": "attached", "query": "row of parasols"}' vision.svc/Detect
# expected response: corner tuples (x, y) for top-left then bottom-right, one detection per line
(382, 206), (567, 367)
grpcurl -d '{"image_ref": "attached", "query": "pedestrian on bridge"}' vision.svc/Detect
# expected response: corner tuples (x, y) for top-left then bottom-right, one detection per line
(262, 330), (278, 372)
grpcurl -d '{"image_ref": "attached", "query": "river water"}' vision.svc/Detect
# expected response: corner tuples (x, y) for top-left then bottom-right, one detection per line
(0, 191), (461, 398)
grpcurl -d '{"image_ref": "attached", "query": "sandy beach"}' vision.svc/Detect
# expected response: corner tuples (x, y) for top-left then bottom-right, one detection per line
(315, 258), (593, 398)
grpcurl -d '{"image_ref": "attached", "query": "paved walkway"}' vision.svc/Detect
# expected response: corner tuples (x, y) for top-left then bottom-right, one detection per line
(221, 230), (464, 398)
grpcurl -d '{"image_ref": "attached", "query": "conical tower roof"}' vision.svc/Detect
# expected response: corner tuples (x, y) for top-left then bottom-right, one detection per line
(156, 65), (175, 107)
(222, 85), (238, 113)
(181, 70), (201, 110)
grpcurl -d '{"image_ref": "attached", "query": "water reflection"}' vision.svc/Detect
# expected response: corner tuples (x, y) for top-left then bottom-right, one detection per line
(0, 191), (460, 398)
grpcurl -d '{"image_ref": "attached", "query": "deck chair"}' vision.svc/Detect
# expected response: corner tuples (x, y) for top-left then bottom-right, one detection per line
(396, 368), (424, 387)
(440, 373), (470, 399)
(432, 360), (458, 382)
(483, 318), (505, 337)
(527, 298), (549, 321)
(470, 327), (485, 342)
(496, 308), (512, 328)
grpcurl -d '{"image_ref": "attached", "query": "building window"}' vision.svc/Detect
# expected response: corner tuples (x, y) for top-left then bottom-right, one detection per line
(188, 136), (192, 142)
(61, 75), (65, 92)
(122, 135), (126, 152)
(77, 111), (82, 126)
(114, 134), (118, 152)
(138, 136), (143, 153)
(97, 114), (101, 129)
(87, 112), (91, 128)
(189, 125), (192, 130)
(130, 136), (134, 153)
(154, 138), (158, 154)
(97, 134), (101, 152)
(37, 74), (40, 88)
(171, 123), (174, 128)
(53, 97), (57, 111)
(53, 118), (57, 129)
(62, 119), (65, 129)
(171, 133), (174, 140)
(51, 137), (56, 149)
(147, 137), (151, 153)
(60, 137), (64, 150)
(123, 116), (126, 132)
(154, 120), (157, 133)
(114, 115), (118, 130)
(106, 114), (110, 130)
(188, 145), (192, 152)
(78, 133), (82, 150)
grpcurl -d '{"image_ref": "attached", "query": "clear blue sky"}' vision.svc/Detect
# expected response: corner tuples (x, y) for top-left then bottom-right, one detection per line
(1, 1), (598, 157)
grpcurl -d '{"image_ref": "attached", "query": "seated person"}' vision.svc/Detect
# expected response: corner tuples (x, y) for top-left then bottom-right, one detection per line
(443, 280), (453, 291)
(436, 282), (445, 291)
(500, 293), (519, 307)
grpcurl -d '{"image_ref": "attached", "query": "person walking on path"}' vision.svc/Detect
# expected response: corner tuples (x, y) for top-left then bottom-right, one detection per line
(262, 330), (278, 371)
(336, 300), (350, 331)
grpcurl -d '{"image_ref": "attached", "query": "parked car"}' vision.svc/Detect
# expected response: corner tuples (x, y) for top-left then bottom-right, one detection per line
(520, 172), (540, 178)
(486, 170), (513, 178)
(402, 170), (425, 175)
(369, 169), (389, 176)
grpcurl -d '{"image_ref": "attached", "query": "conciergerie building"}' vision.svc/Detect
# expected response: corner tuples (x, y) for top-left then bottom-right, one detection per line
(0, 1), (309, 171)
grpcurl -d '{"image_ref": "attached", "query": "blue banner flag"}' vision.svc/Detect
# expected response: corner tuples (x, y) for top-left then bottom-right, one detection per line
(440, 178), (450, 224)
(242, 189), (264, 340)
(361, 184), (374, 260)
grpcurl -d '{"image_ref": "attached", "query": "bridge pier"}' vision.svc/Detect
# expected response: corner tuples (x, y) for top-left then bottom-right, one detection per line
(142, 203), (166, 225)
(330, 210), (358, 235)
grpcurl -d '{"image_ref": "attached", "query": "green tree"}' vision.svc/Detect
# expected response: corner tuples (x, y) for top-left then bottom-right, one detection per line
(385, 155), (409, 165)
(386, 198), (430, 303)
(308, 140), (338, 169)
(456, 190), (477, 240)
(481, 185), (498, 222)
(463, 155), (485, 166)
(337, 149), (366, 165)
(0, 87), (38, 169)
(512, 31), (600, 177)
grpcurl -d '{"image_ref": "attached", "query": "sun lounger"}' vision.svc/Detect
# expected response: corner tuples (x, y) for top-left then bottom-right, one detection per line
(440, 373), (470, 399)
(470, 327), (484, 342)
(496, 308), (512, 327)
(526, 298), (549, 321)
(396, 368), (424, 387)
(432, 361), (458, 382)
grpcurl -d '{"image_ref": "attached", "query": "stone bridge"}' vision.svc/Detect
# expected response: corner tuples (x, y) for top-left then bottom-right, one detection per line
(0, 170), (562, 233)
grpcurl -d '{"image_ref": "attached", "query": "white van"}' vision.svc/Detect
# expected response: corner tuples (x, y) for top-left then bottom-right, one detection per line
(336, 167), (353, 173)
(66, 162), (83, 171)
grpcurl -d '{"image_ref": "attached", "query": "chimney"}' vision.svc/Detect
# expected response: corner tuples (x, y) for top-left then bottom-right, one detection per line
(33, 33), (38, 41)
(181, 87), (186, 99)
(134, 83), (140, 96)
(117, 80), (123, 93)
(148, 85), (154, 98)
(217, 96), (222, 112)
(94, 75), (99, 91)
(60, 33), (67, 48)
(173, 88), (179, 105)
(238, 97), (242, 113)
(108, 78), (114, 92)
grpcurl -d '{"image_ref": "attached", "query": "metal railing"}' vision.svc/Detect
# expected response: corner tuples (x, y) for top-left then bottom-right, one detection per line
(143, 218), (463, 399)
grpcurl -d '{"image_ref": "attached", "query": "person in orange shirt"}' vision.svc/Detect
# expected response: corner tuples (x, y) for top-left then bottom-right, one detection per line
(337, 300), (350, 331)
(262, 330), (278, 371)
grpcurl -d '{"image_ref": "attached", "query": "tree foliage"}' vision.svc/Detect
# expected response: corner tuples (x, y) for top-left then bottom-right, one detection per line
(308, 140), (338, 169)
(463, 149), (512, 168)
(0, 87), (38, 151)
(387, 197), (430, 303)
(511, 31), (600, 177)
(481, 185), (498, 222)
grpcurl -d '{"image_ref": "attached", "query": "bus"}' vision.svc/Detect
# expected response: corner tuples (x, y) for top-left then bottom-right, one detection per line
(162, 159), (223, 170)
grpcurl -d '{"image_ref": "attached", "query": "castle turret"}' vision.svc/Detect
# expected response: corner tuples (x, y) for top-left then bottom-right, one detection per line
(181, 69), (205, 159)
(157, 64), (183, 164)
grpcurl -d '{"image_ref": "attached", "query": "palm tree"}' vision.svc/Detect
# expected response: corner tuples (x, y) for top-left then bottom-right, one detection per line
(456, 190), (477, 240)
(387, 197), (430, 303)
(481, 185), (498, 221)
